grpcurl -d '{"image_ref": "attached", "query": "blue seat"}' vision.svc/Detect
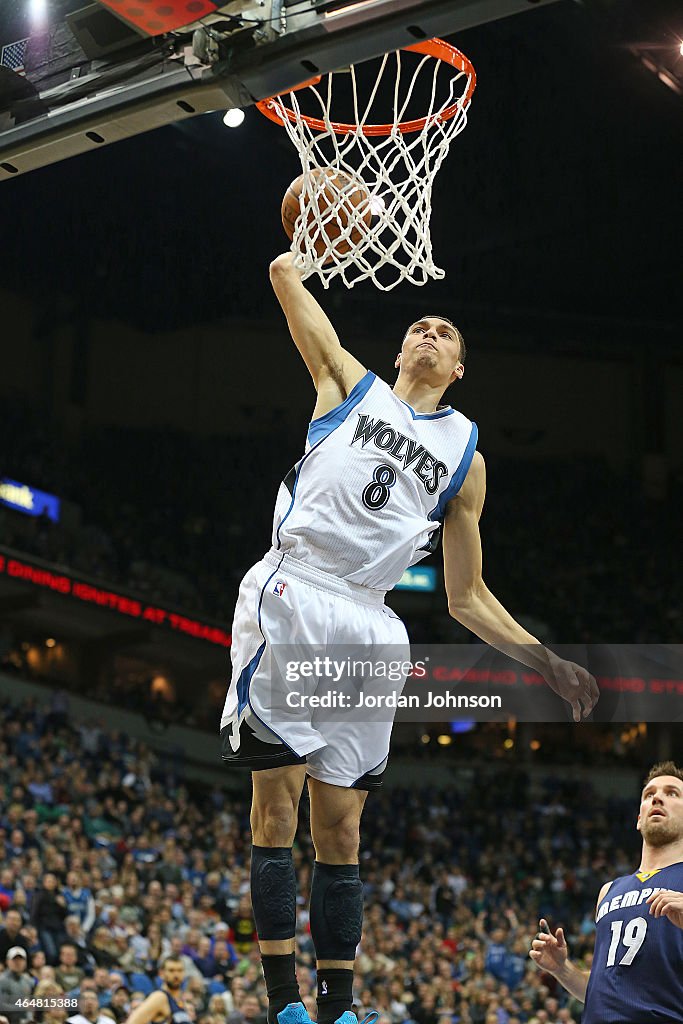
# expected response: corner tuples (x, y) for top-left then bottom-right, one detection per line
(129, 973), (154, 995)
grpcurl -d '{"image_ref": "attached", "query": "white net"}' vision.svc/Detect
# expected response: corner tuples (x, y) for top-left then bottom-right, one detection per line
(260, 41), (475, 291)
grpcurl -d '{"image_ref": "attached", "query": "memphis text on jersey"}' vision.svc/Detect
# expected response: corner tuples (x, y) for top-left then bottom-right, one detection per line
(596, 884), (668, 921)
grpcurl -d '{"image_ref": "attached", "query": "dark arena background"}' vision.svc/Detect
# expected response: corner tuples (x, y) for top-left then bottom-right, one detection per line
(0, 1), (682, 1023)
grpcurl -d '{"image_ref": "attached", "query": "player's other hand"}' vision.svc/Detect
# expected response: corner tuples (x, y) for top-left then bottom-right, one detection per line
(529, 919), (569, 976)
(543, 653), (599, 722)
(646, 889), (683, 930)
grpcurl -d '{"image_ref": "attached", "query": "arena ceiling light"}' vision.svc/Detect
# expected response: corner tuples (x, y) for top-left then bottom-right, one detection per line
(29, 0), (48, 22)
(223, 107), (246, 127)
(629, 41), (683, 97)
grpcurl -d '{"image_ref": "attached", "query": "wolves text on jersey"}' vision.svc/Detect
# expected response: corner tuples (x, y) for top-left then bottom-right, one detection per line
(351, 414), (449, 495)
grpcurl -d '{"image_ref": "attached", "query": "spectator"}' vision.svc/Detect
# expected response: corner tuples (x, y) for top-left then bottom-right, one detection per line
(228, 994), (266, 1024)
(139, 922), (170, 973)
(228, 899), (255, 956)
(55, 944), (85, 994)
(193, 937), (217, 979)
(62, 873), (96, 934)
(67, 991), (112, 1024)
(167, 937), (201, 981)
(92, 968), (114, 1007)
(0, 871), (15, 908)
(78, 722), (104, 759)
(87, 930), (118, 970)
(47, 691), (70, 732)
(63, 918), (93, 973)
(30, 874), (68, 965)
(34, 980), (66, 1003)
(200, 876), (231, 923)
(108, 986), (130, 1023)
(0, 912), (29, 964)
(17, 877), (38, 918)
(0, 948), (34, 1024)
(211, 939), (237, 981)
(154, 846), (183, 888)
(433, 872), (457, 924)
(29, 950), (46, 982)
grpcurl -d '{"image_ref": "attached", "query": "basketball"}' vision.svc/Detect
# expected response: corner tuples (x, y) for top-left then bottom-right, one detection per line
(281, 168), (372, 261)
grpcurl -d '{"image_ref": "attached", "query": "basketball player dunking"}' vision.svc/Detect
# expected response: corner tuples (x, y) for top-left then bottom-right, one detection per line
(124, 958), (191, 1024)
(221, 253), (599, 1024)
(530, 761), (683, 1023)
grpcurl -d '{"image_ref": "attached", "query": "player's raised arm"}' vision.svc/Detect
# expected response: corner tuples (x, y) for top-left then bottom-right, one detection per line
(269, 253), (366, 403)
(529, 918), (590, 1002)
(443, 452), (599, 721)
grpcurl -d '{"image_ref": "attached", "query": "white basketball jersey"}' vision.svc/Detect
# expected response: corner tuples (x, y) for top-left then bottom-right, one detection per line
(271, 372), (478, 591)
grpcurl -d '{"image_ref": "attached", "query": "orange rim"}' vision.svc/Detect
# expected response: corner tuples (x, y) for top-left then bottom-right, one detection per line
(255, 38), (476, 137)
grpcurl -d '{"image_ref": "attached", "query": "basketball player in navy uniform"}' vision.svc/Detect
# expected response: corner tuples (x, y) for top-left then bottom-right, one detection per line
(124, 958), (192, 1024)
(221, 253), (599, 1024)
(530, 761), (683, 1022)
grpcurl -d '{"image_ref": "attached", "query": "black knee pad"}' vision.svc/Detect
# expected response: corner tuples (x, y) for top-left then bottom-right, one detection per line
(251, 846), (297, 940)
(310, 862), (363, 961)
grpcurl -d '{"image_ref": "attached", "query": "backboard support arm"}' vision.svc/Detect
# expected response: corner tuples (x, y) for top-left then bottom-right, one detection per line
(0, 0), (560, 181)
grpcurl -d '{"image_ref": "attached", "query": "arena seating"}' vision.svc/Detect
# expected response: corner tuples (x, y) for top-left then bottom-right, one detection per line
(0, 694), (643, 1024)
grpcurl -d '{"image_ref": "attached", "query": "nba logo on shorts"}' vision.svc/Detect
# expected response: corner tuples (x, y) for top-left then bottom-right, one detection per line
(273, 580), (287, 597)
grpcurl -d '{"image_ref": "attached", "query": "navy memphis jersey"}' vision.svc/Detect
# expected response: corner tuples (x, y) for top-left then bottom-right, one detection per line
(164, 992), (192, 1024)
(583, 861), (683, 1024)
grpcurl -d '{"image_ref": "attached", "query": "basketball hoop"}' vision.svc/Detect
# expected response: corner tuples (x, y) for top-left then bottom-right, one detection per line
(256, 39), (476, 290)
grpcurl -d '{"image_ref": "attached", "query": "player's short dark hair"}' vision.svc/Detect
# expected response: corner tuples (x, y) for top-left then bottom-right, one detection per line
(413, 315), (466, 363)
(161, 956), (183, 969)
(642, 761), (683, 790)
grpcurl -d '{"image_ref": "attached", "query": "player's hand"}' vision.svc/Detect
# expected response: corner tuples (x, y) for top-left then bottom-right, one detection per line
(543, 653), (599, 722)
(529, 919), (569, 976)
(646, 889), (683, 929)
(269, 252), (299, 275)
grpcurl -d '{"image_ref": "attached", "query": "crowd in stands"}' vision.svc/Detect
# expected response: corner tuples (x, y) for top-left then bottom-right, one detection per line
(0, 399), (277, 623)
(0, 694), (644, 1024)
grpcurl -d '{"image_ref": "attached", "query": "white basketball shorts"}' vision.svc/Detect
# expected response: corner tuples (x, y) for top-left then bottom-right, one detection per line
(220, 550), (410, 789)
